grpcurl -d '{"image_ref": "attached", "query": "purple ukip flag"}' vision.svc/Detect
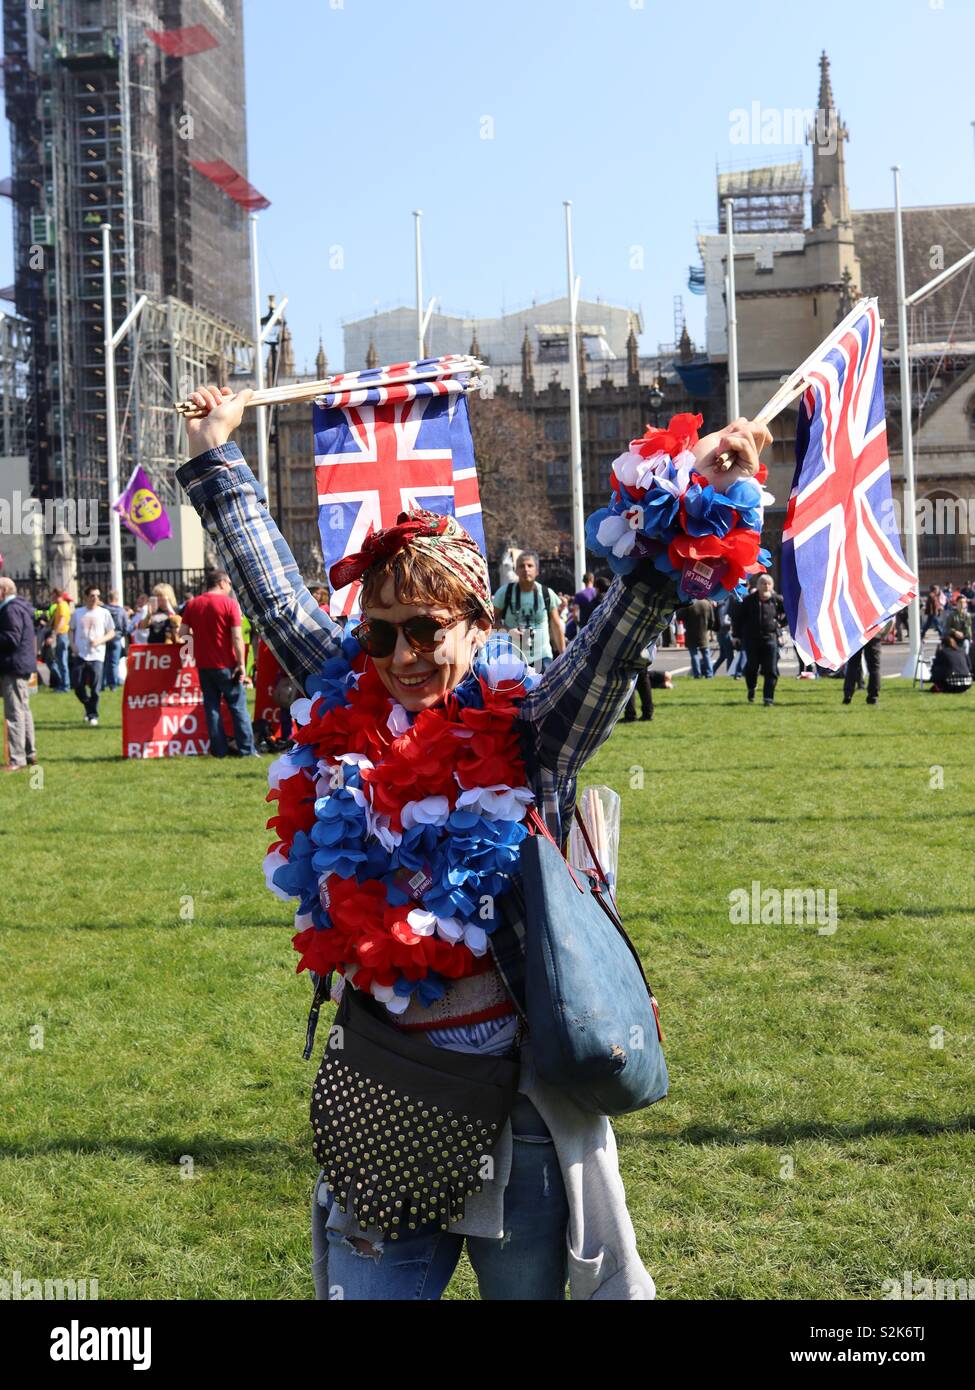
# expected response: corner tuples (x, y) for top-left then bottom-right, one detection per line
(113, 466), (173, 548)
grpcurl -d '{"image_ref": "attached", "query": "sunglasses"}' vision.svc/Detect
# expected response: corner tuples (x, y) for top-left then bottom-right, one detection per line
(353, 614), (465, 658)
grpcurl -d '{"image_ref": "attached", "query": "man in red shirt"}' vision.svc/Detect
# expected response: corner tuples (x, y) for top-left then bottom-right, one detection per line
(179, 570), (258, 757)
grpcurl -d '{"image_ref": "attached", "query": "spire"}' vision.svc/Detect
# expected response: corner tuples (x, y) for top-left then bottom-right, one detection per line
(809, 50), (850, 228)
(626, 324), (640, 383)
(678, 322), (693, 363)
(315, 336), (328, 377)
(366, 336), (378, 369)
(521, 326), (534, 391)
(469, 324), (481, 357)
(817, 49), (834, 112)
(279, 321), (295, 377)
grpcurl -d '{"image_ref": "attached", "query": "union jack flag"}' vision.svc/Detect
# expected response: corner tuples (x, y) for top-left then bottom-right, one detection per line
(781, 299), (916, 670)
(312, 359), (485, 618)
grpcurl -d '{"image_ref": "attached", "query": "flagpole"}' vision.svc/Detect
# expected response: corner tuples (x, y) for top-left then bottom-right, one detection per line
(892, 166), (922, 675)
(102, 224), (124, 598)
(564, 200), (585, 590)
(726, 198), (740, 419)
(249, 212), (269, 491)
(413, 210), (424, 360)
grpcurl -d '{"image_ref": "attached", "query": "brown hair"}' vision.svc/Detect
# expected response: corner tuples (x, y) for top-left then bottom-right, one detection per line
(359, 547), (484, 625)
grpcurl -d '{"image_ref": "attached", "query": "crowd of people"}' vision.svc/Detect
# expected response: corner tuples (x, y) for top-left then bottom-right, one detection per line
(2, 561), (971, 772)
(491, 565), (975, 709)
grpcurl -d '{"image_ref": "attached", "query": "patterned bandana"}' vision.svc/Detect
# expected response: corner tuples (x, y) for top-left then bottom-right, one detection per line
(328, 505), (493, 620)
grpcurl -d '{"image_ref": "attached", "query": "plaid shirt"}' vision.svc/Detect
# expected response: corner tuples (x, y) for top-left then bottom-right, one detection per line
(177, 442), (680, 1022)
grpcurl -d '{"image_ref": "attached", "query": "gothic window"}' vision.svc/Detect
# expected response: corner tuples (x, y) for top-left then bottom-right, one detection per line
(544, 416), (569, 443)
(967, 396), (975, 439)
(596, 412), (620, 441)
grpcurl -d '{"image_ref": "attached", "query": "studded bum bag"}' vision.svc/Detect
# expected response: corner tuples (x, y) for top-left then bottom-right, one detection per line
(310, 980), (520, 1242)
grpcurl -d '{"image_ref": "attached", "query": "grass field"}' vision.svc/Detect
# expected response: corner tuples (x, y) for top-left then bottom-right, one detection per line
(2, 677), (973, 1300)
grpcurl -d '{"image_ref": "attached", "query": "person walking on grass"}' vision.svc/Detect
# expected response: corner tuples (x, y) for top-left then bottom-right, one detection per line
(0, 576), (38, 772)
(733, 573), (786, 706)
(176, 380), (775, 1302)
(68, 585), (115, 726)
(842, 619), (891, 706)
(676, 597), (716, 678)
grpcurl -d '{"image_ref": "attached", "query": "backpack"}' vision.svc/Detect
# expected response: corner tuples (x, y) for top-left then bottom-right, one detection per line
(501, 582), (554, 624)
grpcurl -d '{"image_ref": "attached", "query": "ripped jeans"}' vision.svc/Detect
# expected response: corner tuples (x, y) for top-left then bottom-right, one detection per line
(311, 1093), (569, 1300)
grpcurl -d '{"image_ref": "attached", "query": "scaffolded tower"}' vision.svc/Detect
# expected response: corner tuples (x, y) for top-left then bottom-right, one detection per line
(2, 0), (253, 567)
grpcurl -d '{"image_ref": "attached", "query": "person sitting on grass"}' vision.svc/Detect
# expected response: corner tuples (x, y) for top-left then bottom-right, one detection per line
(929, 628), (973, 694)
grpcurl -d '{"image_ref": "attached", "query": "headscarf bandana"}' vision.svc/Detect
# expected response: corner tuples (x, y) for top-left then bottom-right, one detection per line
(328, 505), (493, 621)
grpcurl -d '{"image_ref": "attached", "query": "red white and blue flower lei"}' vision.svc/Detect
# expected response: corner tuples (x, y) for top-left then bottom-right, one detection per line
(262, 635), (539, 1015)
(584, 412), (772, 600)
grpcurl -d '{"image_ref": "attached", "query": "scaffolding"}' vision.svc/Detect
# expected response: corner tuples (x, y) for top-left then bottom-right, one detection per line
(2, 0), (251, 566)
(134, 293), (251, 503)
(0, 310), (31, 457)
(717, 160), (808, 234)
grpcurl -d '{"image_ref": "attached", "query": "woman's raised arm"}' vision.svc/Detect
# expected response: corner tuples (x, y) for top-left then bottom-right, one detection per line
(175, 385), (343, 687)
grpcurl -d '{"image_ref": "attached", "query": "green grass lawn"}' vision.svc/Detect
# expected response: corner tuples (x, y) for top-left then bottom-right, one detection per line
(1, 677), (973, 1299)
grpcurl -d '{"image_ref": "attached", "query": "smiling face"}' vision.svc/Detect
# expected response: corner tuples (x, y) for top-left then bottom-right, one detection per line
(364, 576), (491, 712)
(357, 541), (493, 713)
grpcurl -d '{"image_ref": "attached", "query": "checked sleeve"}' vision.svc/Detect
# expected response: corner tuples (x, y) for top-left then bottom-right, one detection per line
(518, 564), (680, 781)
(176, 442), (342, 685)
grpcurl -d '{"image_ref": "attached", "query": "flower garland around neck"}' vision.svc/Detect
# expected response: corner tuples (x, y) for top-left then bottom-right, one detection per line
(262, 633), (540, 1016)
(584, 412), (773, 601)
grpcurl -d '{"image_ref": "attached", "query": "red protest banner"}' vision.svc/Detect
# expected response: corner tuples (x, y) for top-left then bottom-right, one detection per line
(254, 638), (283, 737)
(122, 641), (247, 757)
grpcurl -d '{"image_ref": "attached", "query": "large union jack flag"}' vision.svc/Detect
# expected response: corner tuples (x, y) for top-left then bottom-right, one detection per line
(781, 299), (916, 670)
(312, 358), (485, 618)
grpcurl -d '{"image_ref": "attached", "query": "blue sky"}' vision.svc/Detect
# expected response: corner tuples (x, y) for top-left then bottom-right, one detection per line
(3, 0), (974, 371)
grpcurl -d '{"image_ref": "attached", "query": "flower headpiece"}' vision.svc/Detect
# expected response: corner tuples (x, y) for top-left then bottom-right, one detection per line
(329, 505), (493, 620)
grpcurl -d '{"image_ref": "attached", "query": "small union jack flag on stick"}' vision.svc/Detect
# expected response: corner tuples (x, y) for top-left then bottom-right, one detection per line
(780, 299), (917, 670)
(312, 357), (486, 619)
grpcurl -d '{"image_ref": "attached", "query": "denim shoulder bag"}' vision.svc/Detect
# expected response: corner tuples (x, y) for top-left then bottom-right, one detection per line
(520, 806), (668, 1116)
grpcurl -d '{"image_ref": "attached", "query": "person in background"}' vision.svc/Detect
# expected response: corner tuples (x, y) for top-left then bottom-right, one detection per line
(492, 551), (565, 672)
(179, 569), (258, 758)
(564, 600), (582, 643)
(929, 626), (973, 693)
(128, 592), (150, 646)
(573, 571), (597, 627)
(677, 597), (717, 678)
(68, 585), (115, 726)
(102, 589), (127, 690)
(623, 663), (673, 722)
(943, 593), (971, 655)
(43, 586), (72, 692)
(733, 574), (787, 706)
(842, 620), (891, 706)
(0, 576), (38, 771)
(712, 593), (745, 677)
(134, 583), (182, 645)
(920, 585), (944, 642)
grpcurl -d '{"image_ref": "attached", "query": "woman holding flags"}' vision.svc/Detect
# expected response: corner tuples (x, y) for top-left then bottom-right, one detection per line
(177, 379), (771, 1301)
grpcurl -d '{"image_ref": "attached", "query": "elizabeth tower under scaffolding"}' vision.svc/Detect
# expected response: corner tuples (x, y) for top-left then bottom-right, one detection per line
(3, 0), (254, 567)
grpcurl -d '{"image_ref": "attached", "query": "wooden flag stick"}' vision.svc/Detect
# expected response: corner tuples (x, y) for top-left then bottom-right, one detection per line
(172, 356), (486, 418)
(714, 296), (874, 471)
